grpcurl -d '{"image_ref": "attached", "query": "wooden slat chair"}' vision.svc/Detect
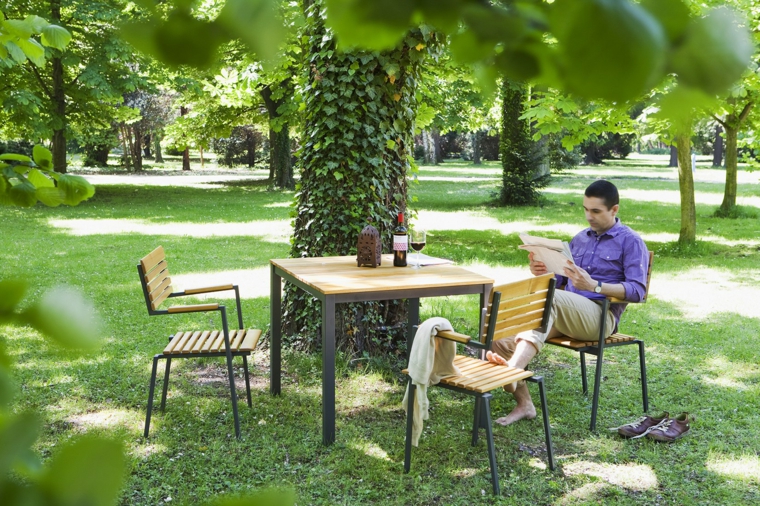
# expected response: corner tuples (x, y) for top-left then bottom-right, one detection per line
(403, 273), (557, 495)
(138, 246), (262, 438)
(545, 251), (654, 431)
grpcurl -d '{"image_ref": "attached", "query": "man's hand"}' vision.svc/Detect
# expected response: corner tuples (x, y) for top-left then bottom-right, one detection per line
(562, 261), (596, 292)
(528, 252), (548, 276)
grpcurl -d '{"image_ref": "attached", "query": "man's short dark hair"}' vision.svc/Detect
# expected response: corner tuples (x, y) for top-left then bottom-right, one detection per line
(585, 180), (619, 209)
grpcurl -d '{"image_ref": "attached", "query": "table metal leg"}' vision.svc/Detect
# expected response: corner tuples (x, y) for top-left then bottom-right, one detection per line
(407, 297), (420, 355)
(322, 295), (336, 445)
(270, 265), (282, 396)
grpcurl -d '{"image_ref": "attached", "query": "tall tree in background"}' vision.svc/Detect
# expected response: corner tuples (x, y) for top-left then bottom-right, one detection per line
(499, 80), (549, 206)
(2, 0), (142, 173)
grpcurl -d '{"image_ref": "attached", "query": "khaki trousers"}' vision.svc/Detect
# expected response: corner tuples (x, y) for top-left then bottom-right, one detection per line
(491, 289), (616, 357)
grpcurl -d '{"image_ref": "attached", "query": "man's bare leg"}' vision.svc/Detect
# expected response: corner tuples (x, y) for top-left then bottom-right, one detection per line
(496, 340), (539, 425)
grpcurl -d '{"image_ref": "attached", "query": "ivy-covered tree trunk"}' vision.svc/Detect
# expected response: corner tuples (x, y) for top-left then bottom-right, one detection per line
(500, 80), (548, 206)
(284, 1), (431, 356)
(712, 124), (723, 167)
(676, 133), (696, 244)
(260, 83), (294, 189)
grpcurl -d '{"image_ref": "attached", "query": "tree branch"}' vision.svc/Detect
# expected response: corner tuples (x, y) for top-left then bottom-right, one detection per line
(738, 101), (754, 124)
(28, 64), (54, 100)
(711, 114), (727, 129)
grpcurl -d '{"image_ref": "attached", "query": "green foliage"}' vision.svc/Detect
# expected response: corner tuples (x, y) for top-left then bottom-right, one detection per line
(0, 12), (71, 67)
(500, 80), (550, 206)
(0, 146), (95, 207)
(322, 0), (752, 108)
(121, 0), (286, 69)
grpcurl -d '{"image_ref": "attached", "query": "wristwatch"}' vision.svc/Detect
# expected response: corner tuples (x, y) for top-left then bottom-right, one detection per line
(594, 280), (602, 293)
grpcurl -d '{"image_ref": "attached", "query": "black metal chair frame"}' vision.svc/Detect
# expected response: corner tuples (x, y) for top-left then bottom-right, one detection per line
(137, 260), (253, 439)
(403, 277), (557, 495)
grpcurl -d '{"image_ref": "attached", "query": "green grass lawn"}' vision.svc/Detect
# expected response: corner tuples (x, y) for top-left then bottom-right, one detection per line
(1, 156), (759, 505)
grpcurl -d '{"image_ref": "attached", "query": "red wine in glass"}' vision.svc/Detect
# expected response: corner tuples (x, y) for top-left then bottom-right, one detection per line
(410, 229), (426, 269)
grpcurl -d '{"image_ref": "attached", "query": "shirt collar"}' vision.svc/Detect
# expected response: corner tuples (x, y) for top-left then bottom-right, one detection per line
(585, 217), (622, 238)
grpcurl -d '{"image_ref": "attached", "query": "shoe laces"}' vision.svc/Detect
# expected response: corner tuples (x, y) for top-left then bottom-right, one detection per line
(609, 415), (648, 431)
(630, 418), (670, 439)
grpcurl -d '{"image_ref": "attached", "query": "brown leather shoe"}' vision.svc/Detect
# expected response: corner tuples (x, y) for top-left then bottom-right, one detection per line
(610, 412), (669, 438)
(646, 412), (691, 442)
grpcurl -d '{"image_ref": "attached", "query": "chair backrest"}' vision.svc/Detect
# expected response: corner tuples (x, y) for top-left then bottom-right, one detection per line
(138, 246), (173, 312)
(482, 273), (556, 348)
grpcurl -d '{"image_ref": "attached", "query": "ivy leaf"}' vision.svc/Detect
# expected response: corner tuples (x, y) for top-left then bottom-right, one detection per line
(333, 171), (344, 181)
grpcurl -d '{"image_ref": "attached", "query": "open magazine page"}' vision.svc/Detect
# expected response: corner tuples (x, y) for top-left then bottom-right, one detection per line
(518, 234), (574, 274)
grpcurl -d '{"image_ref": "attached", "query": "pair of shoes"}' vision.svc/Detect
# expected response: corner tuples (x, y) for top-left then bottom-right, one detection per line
(610, 412), (691, 442)
(609, 412), (669, 438)
(646, 412), (691, 442)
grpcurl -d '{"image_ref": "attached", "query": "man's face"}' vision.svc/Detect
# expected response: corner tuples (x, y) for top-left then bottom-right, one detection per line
(583, 196), (619, 233)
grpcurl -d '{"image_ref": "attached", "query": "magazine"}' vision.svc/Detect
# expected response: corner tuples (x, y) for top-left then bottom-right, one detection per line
(407, 253), (454, 267)
(518, 233), (575, 275)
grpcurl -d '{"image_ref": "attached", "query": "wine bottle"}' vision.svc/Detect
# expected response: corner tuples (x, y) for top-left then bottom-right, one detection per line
(393, 212), (408, 267)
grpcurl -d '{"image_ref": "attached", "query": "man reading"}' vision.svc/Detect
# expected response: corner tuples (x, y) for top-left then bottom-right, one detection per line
(487, 180), (649, 426)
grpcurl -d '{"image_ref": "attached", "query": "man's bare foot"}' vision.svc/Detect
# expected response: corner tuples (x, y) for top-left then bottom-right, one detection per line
(486, 351), (508, 366)
(495, 403), (537, 426)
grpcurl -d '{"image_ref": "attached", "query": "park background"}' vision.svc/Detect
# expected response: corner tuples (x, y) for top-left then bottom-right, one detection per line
(2, 1), (760, 505)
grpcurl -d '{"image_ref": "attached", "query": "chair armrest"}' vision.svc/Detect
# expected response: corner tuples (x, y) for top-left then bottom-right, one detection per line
(183, 284), (235, 295)
(436, 330), (471, 344)
(167, 303), (220, 313)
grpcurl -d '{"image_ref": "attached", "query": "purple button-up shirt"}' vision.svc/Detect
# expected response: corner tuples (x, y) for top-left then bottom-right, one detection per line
(558, 218), (649, 331)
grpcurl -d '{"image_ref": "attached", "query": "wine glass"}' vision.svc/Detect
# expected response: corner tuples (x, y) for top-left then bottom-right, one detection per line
(410, 228), (426, 269)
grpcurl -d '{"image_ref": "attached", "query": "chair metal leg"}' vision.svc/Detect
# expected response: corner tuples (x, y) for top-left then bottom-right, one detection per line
(243, 355), (252, 407)
(590, 347), (604, 432)
(472, 397), (482, 446)
(144, 356), (160, 438)
(217, 308), (242, 439)
(160, 357), (172, 411)
(638, 341), (649, 412)
(404, 381), (416, 473)
(529, 376), (555, 471)
(482, 394), (500, 495)
(579, 351), (588, 395)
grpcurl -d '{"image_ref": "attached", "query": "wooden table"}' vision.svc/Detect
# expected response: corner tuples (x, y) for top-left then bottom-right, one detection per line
(269, 255), (494, 445)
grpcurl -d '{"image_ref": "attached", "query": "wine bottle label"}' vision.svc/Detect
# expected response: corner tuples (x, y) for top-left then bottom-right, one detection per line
(393, 235), (408, 251)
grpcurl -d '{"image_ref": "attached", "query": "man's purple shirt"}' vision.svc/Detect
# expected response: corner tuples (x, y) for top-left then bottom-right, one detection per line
(557, 218), (649, 332)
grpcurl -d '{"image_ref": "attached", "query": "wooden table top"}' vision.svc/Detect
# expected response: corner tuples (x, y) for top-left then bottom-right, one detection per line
(271, 255), (493, 295)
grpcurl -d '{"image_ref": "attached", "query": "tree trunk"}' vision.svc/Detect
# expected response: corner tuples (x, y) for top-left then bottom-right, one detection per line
(119, 125), (132, 171)
(669, 144), (678, 168)
(154, 133), (164, 163)
(269, 127), (293, 188)
(720, 125), (738, 212)
(51, 56), (67, 174)
(180, 106), (190, 171)
(199, 146), (204, 167)
(285, 1), (421, 355)
(143, 134), (152, 158)
(712, 125), (724, 167)
(472, 130), (482, 165)
(422, 130), (435, 164)
(246, 129), (257, 167)
(131, 125), (143, 171)
(260, 84), (294, 189)
(432, 128), (443, 164)
(676, 133), (696, 244)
